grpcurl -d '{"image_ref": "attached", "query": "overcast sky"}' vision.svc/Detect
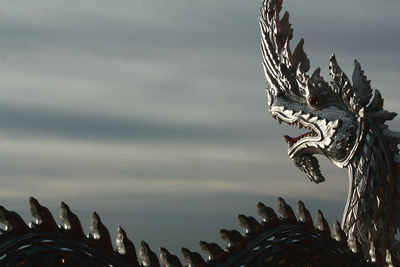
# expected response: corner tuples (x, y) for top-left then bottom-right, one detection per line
(0, 0), (398, 257)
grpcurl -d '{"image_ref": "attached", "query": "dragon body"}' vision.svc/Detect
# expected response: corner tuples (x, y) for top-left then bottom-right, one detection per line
(0, 0), (398, 266)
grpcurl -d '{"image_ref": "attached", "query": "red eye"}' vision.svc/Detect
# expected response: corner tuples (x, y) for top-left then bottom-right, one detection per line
(308, 96), (319, 106)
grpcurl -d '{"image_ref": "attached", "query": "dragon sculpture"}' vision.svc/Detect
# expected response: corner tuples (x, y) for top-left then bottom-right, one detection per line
(0, 0), (398, 266)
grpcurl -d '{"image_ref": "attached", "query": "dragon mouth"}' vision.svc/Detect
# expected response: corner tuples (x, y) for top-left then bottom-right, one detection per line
(270, 106), (341, 159)
(270, 106), (342, 184)
(271, 111), (321, 158)
(283, 129), (318, 148)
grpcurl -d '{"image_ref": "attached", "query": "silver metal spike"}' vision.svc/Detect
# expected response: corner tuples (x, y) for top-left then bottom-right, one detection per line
(296, 200), (312, 226)
(332, 220), (346, 243)
(59, 202), (84, 237)
(181, 247), (207, 267)
(160, 247), (182, 267)
(257, 202), (278, 224)
(315, 209), (330, 236)
(199, 241), (226, 263)
(311, 67), (322, 80)
(237, 214), (261, 235)
(116, 227), (140, 266)
(0, 205), (29, 234)
(277, 197), (295, 222)
(90, 211), (113, 251)
(29, 197), (58, 232)
(219, 229), (246, 252)
(139, 241), (160, 267)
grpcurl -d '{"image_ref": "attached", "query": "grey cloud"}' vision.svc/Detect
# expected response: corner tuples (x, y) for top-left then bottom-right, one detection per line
(0, 0), (397, 256)
(0, 102), (274, 143)
(0, 0), (258, 60)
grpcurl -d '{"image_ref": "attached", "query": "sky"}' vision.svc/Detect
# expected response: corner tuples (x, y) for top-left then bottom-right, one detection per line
(0, 0), (399, 257)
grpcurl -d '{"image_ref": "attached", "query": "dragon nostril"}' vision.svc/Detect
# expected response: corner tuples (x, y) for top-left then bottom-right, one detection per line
(308, 96), (319, 106)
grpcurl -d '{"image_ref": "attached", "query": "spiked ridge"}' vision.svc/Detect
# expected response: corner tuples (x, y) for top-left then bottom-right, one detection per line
(0, 197), (369, 266)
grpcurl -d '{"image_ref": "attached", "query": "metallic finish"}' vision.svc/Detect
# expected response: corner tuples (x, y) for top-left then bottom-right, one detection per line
(0, 197), (368, 266)
(261, 0), (400, 265)
(0, 0), (397, 266)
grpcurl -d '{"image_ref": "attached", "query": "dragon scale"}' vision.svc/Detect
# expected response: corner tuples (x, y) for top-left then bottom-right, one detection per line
(344, 124), (400, 260)
(0, 0), (399, 266)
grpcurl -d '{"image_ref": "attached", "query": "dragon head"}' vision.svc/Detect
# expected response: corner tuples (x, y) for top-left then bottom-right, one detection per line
(260, 0), (374, 183)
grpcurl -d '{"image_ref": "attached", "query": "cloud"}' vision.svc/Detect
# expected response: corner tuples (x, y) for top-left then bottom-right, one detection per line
(0, 102), (277, 143)
(0, 0), (397, 254)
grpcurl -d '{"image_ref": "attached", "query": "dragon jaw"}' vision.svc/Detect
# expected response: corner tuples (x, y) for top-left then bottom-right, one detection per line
(270, 105), (341, 158)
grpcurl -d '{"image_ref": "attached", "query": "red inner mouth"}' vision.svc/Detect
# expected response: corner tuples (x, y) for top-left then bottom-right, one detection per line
(284, 131), (315, 147)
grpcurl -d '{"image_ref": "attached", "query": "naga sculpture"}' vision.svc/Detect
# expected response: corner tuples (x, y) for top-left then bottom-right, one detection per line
(0, 0), (398, 266)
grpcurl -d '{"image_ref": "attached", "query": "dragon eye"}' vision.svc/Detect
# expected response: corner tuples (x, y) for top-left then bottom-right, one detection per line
(308, 96), (319, 106)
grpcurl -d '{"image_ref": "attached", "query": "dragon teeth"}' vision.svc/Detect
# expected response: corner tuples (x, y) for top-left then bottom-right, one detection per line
(270, 106), (340, 152)
(330, 120), (341, 129)
(293, 111), (302, 117)
(285, 110), (293, 117)
(309, 116), (318, 123)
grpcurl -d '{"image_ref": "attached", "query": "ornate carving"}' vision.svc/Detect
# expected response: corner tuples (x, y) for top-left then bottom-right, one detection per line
(0, 0), (397, 265)
(0, 197), (366, 266)
(261, 0), (400, 265)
